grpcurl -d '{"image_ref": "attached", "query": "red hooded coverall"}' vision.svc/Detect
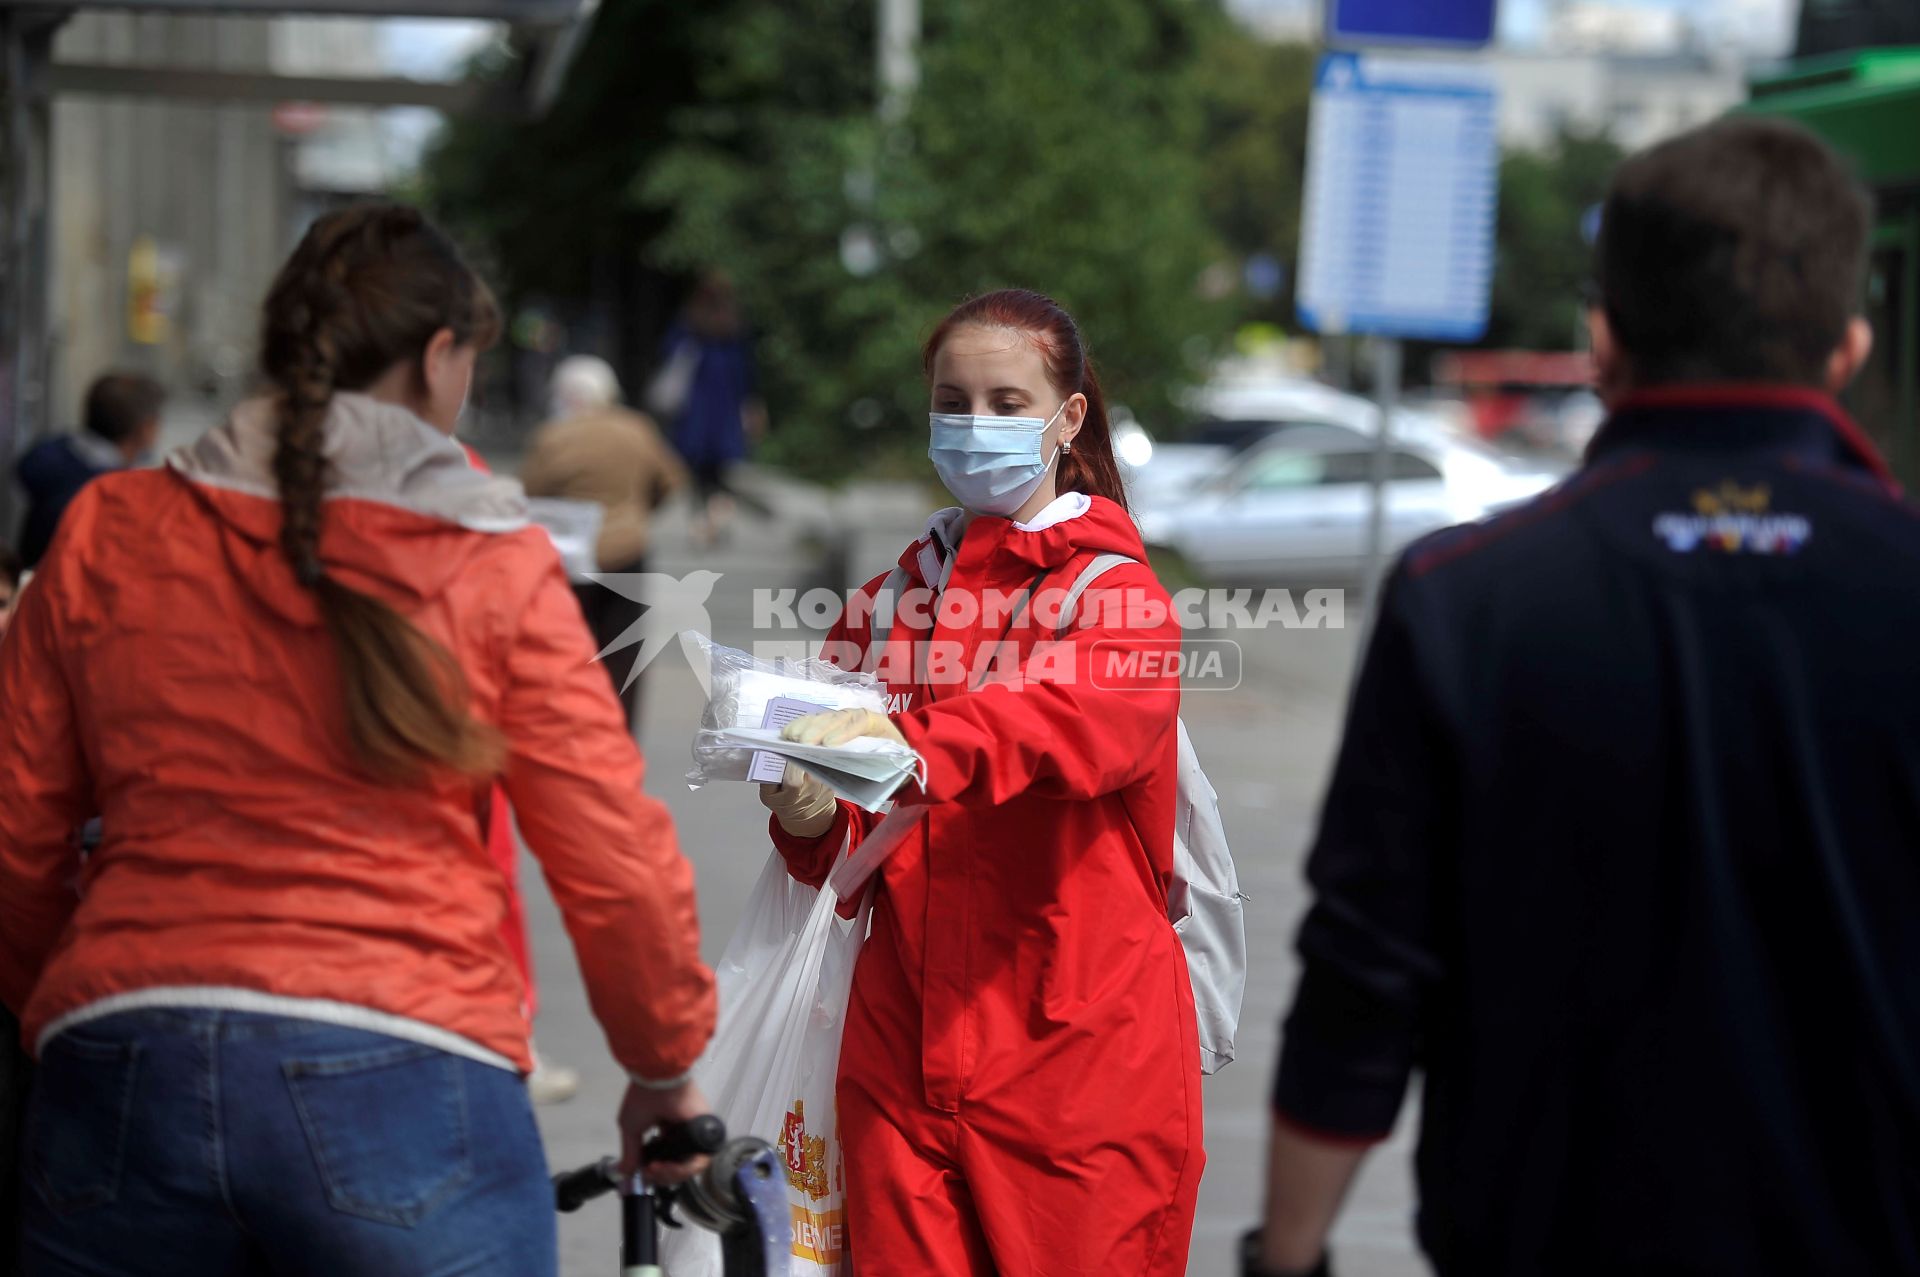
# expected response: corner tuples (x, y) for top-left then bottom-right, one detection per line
(771, 495), (1204, 1275)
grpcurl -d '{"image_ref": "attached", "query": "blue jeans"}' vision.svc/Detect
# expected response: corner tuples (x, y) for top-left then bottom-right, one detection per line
(17, 1008), (557, 1277)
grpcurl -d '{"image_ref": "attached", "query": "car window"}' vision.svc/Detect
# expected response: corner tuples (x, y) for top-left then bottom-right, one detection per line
(1314, 450), (1443, 485)
(1190, 418), (1372, 453)
(1191, 419), (1279, 447)
(1240, 450), (1328, 490)
(1392, 451), (1442, 481)
(1317, 451), (1375, 485)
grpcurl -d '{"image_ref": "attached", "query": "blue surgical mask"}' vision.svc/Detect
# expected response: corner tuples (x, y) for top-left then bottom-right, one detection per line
(928, 403), (1065, 517)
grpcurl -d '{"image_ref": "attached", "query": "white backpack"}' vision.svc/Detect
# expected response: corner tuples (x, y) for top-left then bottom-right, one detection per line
(868, 552), (1248, 1074)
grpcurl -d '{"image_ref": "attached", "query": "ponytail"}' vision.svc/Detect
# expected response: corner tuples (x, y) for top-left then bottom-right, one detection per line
(261, 205), (504, 783)
(924, 288), (1131, 515)
(1056, 357), (1128, 513)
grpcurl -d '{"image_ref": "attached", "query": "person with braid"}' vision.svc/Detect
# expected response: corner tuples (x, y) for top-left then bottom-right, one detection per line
(0, 204), (716, 1277)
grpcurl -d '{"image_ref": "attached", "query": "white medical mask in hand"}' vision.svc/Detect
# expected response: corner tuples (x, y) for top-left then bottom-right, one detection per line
(927, 403), (1066, 517)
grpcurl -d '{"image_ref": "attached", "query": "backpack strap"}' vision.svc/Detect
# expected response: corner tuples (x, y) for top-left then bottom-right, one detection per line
(1058, 553), (1140, 632)
(867, 531), (962, 658)
(867, 564), (912, 656)
(875, 549), (1137, 654)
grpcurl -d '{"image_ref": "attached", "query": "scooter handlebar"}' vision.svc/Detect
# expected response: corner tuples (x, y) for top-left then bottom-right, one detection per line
(551, 1116), (728, 1212)
(643, 1114), (727, 1165)
(553, 1157), (617, 1213)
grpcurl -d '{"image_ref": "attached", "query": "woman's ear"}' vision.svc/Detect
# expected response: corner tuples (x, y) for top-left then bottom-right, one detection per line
(1058, 393), (1088, 450)
(422, 327), (459, 396)
(419, 327), (477, 434)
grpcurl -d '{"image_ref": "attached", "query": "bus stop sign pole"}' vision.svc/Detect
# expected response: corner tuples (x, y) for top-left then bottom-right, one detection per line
(1295, 50), (1499, 606)
(1363, 338), (1403, 604)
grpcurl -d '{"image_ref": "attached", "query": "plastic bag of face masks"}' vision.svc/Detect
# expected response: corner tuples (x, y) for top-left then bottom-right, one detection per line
(680, 630), (889, 789)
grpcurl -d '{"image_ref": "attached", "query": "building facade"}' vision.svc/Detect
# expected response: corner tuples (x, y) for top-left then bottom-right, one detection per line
(50, 13), (294, 430)
(1484, 48), (1749, 151)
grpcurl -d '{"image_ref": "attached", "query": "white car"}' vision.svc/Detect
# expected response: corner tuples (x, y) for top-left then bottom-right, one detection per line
(1120, 374), (1468, 508)
(1136, 426), (1565, 584)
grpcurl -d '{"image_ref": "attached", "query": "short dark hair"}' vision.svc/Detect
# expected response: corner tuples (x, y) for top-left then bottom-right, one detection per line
(0, 542), (20, 590)
(1595, 116), (1873, 387)
(83, 372), (166, 445)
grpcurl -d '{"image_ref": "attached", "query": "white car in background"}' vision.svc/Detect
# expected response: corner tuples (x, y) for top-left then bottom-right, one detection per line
(1120, 374), (1470, 505)
(1134, 418), (1566, 585)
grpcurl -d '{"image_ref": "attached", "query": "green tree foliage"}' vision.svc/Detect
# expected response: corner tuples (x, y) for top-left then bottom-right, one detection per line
(901, 0), (1227, 425)
(1192, 34), (1315, 325)
(644, 0), (1232, 476)
(427, 0), (1232, 478)
(425, 4), (713, 303)
(633, 0), (895, 477)
(1487, 130), (1625, 351)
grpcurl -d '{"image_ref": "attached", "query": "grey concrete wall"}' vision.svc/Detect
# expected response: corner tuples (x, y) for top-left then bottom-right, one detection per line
(48, 13), (292, 432)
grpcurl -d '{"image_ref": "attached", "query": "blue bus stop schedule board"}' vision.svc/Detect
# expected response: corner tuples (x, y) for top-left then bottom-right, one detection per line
(1296, 52), (1499, 343)
(1326, 0), (1499, 48)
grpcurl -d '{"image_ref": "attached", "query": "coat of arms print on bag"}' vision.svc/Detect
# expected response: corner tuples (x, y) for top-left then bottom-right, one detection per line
(782, 1098), (846, 1262)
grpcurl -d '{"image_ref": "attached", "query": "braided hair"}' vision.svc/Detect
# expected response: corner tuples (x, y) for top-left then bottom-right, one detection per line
(259, 205), (504, 782)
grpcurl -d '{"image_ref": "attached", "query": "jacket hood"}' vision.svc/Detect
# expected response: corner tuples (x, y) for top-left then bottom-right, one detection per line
(896, 493), (1147, 587)
(167, 393), (530, 625)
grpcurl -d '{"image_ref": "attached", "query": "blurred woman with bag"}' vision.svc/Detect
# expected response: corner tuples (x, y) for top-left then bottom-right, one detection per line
(650, 272), (767, 549)
(0, 205), (716, 1277)
(760, 289), (1203, 1275)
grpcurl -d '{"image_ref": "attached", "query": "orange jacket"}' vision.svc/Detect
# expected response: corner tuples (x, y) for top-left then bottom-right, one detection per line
(0, 394), (715, 1078)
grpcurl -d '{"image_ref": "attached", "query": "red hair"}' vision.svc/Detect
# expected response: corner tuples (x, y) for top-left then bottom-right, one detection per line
(923, 289), (1130, 514)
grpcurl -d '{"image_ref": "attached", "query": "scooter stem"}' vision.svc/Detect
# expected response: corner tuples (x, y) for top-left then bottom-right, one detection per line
(622, 1173), (663, 1277)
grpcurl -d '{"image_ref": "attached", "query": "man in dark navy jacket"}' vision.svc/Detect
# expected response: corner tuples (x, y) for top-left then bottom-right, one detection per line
(1249, 118), (1919, 1276)
(14, 372), (163, 567)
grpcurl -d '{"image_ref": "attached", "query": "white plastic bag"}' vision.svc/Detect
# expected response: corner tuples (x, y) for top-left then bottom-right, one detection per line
(661, 808), (925, 1277)
(659, 853), (869, 1277)
(646, 340), (700, 420)
(525, 497), (604, 583)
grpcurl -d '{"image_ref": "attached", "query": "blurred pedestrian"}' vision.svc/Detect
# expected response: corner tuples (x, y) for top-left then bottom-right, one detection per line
(14, 372), (164, 568)
(760, 289), (1202, 1274)
(522, 354), (688, 728)
(0, 204), (716, 1277)
(648, 272), (766, 548)
(1250, 118), (1918, 1277)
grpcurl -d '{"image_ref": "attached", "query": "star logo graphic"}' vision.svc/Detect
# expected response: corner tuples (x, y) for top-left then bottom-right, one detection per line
(585, 570), (723, 689)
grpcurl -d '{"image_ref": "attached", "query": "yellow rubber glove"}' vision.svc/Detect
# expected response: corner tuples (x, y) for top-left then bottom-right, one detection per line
(758, 763), (838, 839)
(781, 708), (908, 750)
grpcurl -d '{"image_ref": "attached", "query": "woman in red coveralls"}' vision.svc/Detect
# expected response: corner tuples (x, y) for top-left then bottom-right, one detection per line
(759, 290), (1203, 1275)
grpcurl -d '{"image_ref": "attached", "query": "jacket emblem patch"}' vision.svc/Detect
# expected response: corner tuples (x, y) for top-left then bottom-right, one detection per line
(1654, 482), (1810, 555)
